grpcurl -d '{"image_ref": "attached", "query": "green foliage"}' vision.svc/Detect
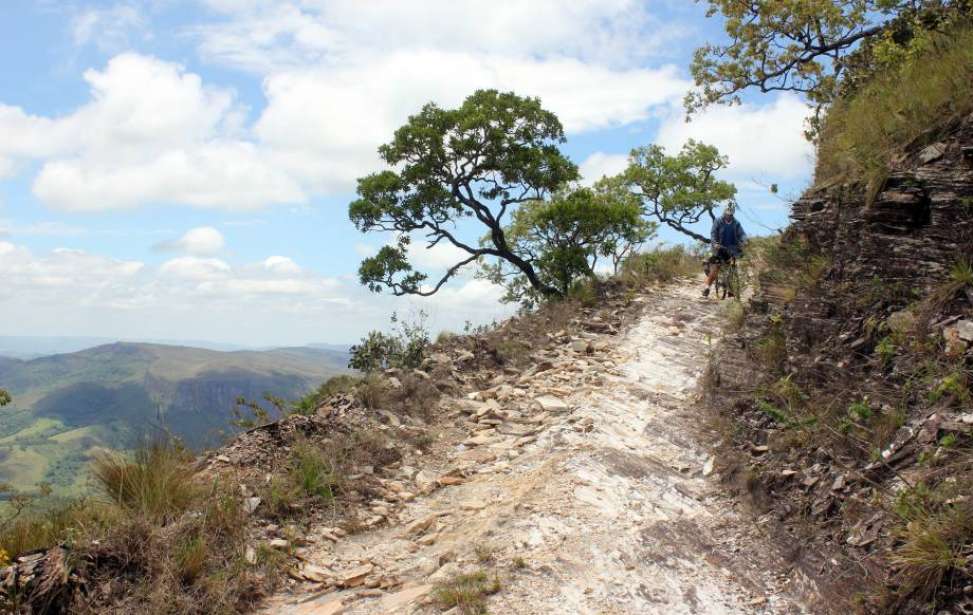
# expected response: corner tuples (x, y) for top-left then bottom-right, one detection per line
(688, 0), (971, 124)
(349, 311), (430, 373)
(349, 89), (578, 299)
(816, 24), (973, 185)
(622, 140), (736, 243)
(0, 389), (10, 407)
(481, 181), (654, 306)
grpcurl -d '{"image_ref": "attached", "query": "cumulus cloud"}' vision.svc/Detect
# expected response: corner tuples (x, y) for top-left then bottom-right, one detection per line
(262, 255), (301, 275)
(0, 2), (698, 211)
(155, 226), (225, 255)
(655, 94), (815, 180)
(579, 152), (629, 185)
(1, 54), (304, 212)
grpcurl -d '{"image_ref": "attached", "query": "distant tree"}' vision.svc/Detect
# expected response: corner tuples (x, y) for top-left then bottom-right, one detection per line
(349, 89), (578, 299)
(0, 389), (9, 407)
(686, 0), (971, 118)
(480, 180), (654, 305)
(622, 140), (736, 244)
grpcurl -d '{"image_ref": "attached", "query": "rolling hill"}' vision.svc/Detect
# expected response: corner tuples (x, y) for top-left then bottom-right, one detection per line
(0, 343), (350, 496)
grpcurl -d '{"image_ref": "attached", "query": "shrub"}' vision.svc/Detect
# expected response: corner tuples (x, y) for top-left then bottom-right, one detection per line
(349, 311), (430, 373)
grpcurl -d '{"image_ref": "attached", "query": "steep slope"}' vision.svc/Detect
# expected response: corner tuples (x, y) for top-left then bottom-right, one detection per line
(0, 343), (350, 495)
(707, 113), (973, 613)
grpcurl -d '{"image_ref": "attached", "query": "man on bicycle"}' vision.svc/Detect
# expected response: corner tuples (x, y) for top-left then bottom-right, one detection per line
(702, 204), (746, 298)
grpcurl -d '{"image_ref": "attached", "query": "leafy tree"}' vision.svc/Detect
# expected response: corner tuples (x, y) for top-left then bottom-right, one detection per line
(480, 181), (654, 305)
(687, 0), (971, 117)
(0, 389), (10, 407)
(623, 141), (736, 244)
(349, 89), (578, 299)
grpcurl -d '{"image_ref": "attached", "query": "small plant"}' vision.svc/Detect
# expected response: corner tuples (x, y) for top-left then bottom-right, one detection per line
(432, 570), (502, 614)
(721, 300), (746, 332)
(949, 259), (973, 287)
(473, 542), (496, 564)
(289, 442), (338, 502)
(756, 400), (791, 426)
(928, 371), (971, 405)
(875, 336), (896, 366)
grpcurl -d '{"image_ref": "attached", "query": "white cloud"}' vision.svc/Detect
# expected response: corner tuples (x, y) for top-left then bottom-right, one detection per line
(0, 239), (513, 345)
(0, 220), (87, 238)
(1, 53), (304, 212)
(262, 255), (301, 275)
(159, 256), (231, 280)
(579, 152), (629, 185)
(1, 3), (697, 211)
(655, 94), (814, 179)
(72, 4), (147, 52)
(195, 0), (681, 72)
(156, 226), (225, 255)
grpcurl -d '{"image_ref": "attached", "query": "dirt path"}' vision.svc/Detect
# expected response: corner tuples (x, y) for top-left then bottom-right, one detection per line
(262, 285), (813, 614)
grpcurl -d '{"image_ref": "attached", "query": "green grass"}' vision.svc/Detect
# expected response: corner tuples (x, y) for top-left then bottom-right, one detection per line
(816, 25), (973, 190)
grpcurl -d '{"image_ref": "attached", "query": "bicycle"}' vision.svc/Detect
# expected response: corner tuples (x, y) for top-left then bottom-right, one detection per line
(714, 256), (739, 300)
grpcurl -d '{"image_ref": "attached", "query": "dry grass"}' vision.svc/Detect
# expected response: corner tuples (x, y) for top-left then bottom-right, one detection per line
(816, 25), (973, 190)
(886, 480), (973, 607)
(0, 441), (282, 614)
(91, 441), (199, 520)
(618, 245), (700, 288)
(432, 570), (501, 614)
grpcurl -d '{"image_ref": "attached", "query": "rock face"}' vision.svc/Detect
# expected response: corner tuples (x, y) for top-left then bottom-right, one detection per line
(709, 114), (973, 613)
(791, 115), (973, 291)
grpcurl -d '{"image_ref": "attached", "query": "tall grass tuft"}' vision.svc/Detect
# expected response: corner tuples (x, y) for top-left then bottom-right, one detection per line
(91, 440), (198, 520)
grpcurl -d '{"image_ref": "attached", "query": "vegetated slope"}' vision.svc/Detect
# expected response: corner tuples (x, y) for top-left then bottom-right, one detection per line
(0, 343), (350, 496)
(706, 54), (973, 615)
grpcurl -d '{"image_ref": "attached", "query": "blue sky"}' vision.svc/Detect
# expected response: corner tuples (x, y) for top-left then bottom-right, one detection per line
(0, 0), (814, 346)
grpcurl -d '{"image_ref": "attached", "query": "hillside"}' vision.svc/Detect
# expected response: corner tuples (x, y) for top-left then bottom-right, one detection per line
(0, 343), (350, 496)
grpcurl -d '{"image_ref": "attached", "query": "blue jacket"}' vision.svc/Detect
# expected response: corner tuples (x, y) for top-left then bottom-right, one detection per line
(711, 216), (746, 256)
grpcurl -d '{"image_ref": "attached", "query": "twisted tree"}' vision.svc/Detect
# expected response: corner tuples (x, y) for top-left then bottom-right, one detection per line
(623, 140), (736, 244)
(349, 90), (578, 299)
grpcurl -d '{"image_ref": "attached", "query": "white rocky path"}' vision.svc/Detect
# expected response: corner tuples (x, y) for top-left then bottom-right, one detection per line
(263, 285), (812, 615)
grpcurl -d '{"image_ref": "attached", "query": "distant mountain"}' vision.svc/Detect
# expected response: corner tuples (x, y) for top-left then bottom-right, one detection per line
(0, 343), (351, 496)
(0, 336), (255, 359)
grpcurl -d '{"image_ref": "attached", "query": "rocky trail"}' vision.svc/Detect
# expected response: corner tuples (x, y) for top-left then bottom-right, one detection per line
(262, 285), (815, 614)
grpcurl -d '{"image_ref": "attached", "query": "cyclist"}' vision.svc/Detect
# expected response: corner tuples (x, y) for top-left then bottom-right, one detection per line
(702, 204), (746, 298)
